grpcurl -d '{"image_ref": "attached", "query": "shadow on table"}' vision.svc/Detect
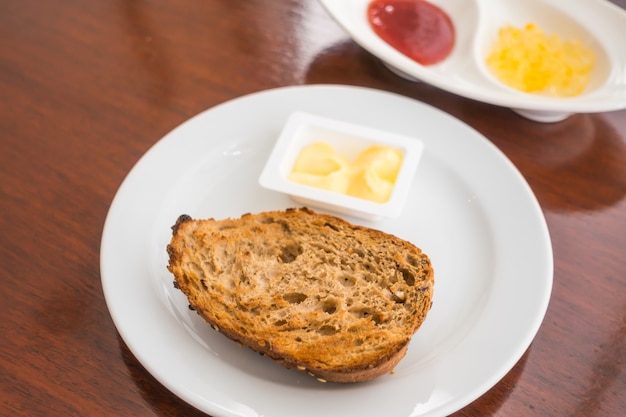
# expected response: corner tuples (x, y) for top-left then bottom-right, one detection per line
(517, 113), (626, 213)
(450, 349), (530, 417)
(119, 336), (207, 417)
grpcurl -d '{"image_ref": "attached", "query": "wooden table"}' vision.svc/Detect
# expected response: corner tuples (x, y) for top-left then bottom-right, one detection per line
(1, 1), (624, 416)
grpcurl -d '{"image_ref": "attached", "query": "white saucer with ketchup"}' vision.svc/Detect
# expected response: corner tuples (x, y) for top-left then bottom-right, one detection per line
(319, 0), (626, 122)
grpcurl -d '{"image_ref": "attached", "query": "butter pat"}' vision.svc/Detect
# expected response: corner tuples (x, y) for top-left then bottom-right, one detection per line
(289, 142), (402, 203)
(259, 112), (424, 221)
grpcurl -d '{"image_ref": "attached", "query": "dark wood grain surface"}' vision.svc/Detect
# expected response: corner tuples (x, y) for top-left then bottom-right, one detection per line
(1, 1), (624, 416)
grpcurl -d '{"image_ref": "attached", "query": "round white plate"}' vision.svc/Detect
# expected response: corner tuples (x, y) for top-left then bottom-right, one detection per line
(101, 85), (553, 417)
(318, 0), (626, 122)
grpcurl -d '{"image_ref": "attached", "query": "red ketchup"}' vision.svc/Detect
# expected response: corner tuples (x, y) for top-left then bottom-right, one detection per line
(368, 0), (455, 66)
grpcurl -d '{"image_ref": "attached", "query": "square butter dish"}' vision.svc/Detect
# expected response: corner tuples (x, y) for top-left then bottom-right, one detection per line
(259, 111), (424, 221)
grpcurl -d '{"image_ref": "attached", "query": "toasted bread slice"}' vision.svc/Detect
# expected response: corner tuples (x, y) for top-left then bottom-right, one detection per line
(166, 207), (434, 383)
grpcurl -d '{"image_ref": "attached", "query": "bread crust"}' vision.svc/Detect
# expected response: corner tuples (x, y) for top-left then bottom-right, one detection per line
(167, 207), (434, 383)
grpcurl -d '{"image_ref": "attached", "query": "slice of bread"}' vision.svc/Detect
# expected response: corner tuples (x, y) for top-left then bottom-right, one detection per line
(166, 207), (434, 383)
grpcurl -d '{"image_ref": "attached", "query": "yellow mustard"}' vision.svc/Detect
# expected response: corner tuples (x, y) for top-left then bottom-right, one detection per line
(486, 23), (595, 97)
(288, 142), (403, 203)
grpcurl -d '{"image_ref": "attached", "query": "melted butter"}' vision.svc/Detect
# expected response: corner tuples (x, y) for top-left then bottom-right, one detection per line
(486, 23), (595, 97)
(289, 142), (403, 203)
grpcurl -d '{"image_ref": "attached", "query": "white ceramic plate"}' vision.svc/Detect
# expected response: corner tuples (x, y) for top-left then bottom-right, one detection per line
(101, 85), (553, 417)
(318, 0), (626, 122)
